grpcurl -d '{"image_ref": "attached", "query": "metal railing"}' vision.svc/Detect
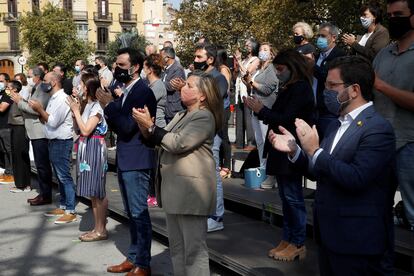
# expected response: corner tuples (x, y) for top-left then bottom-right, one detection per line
(119, 13), (137, 23)
(93, 12), (113, 22)
(2, 12), (21, 23)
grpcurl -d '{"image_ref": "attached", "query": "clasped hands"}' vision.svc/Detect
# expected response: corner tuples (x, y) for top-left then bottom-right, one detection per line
(132, 106), (155, 136)
(243, 95), (263, 113)
(268, 118), (320, 157)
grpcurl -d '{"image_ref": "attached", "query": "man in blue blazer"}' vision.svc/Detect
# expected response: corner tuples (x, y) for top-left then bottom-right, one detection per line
(97, 47), (157, 276)
(269, 56), (396, 275)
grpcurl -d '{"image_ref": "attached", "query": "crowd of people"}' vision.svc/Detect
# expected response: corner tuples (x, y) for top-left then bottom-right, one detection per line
(0, 0), (413, 275)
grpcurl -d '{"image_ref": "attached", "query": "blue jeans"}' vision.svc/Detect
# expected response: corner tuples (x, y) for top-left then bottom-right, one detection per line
(397, 143), (414, 228)
(276, 173), (306, 246)
(118, 169), (152, 268)
(49, 139), (76, 212)
(211, 135), (224, 220)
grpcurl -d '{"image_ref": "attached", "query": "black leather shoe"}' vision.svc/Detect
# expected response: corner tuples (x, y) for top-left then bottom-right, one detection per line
(29, 196), (52, 206)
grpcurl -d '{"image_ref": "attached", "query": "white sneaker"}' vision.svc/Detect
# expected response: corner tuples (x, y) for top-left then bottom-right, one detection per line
(10, 186), (31, 193)
(207, 218), (224, 233)
(107, 146), (116, 151)
(261, 176), (276, 190)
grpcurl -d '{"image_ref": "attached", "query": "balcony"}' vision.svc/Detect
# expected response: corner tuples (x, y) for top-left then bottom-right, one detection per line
(93, 12), (112, 23)
(97, 43), (108, 52)
(2, 12), (21, 24)
(72, 11), (88, 21)
(119, 13), (137, 24)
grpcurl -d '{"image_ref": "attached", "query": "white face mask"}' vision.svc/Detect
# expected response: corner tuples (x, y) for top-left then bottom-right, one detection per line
(27, 78), (35, 87)
(0, 82), (5, 91)
(258, 51), (271, 61)
(360, 17), (373, 29)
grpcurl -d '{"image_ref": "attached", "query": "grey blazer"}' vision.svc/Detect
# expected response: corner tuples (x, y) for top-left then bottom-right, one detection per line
(17, 84), (50, 140)
(252, 64), (279, 109)
(155, 109), (217, 215)
(352, 24), (390, 61)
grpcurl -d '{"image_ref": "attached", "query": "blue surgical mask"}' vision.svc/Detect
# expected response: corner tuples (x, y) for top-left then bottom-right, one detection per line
(40, 82), (53, 93)
(316, 37), (329, 51)
(258, 51), (270, 61)
(0, 82), (4, 91)
(360, 17), (373, 29)
(74, 66), (81, 73)
(323, 87), (351, 115)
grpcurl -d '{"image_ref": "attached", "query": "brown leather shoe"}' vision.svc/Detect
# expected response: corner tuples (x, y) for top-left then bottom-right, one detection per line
(29, 196), (52, 206)
(272, 244), (306, 261)
(126, 267), (151, 276)
(107, 259), (134, 273)
(268, 240), (290, 258)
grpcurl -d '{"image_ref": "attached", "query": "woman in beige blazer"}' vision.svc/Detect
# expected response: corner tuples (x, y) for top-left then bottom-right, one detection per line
(133, 71), (223, 276)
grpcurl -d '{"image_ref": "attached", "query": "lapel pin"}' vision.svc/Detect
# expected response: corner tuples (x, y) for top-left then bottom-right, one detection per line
(357, 121), (363, 127)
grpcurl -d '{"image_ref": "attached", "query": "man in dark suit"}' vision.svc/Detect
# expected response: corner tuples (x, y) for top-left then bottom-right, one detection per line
(313, 22), (346, 138)
(160, 46), (186, 123)
(97, 47), (157, 276)
(270, 56), (396, 275)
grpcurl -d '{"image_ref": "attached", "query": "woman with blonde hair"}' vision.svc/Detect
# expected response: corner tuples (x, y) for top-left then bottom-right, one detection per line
(243, 42), (279, 189)
(293, 22), (316, 59)
(133, 71), (222, 275)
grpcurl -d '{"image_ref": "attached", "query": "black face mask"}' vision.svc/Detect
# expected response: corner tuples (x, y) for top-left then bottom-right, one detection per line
(114, 66), (132, 84)
(40, 82), (53, 93)
(193, 61), (208, 71)
(389, 15), (413, 39)
(293, 35), (305, 45)
(95, 64), (101, 71)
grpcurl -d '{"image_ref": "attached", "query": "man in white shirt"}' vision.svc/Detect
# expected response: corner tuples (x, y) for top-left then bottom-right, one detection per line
(29, 72), (76, 224)
(269, 56), (396, 275)
(95, 56), (113, 86)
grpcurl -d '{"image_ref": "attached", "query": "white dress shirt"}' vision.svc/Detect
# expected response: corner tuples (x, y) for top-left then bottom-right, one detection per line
(44, 89), (73, 140)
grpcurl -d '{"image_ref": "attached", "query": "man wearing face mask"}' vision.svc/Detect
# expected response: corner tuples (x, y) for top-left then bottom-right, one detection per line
(14, 67), (53, 205)
(96, 47), (157, 276)
(373, 0), (414, 232)
(0, 73), (14, 184)
(29, 72), (76, 223)
(313, 22), (346, 138)
(72, 59), (86, 88)
(160, 46), (186, 123)
(188, 43), (229, 232)
(270, 56), (396, 275)
(95, 56), (113, 87)
(342, 3), (390, 61)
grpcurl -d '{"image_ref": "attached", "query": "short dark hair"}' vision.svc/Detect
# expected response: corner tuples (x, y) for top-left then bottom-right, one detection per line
(95, 56), (107, 66)
(37, 62), (49, 72)
(0, 73), (10, 82)
(387, 0), (414, 13)
(161, 47), (176, 59)
(247, 38), (260, 57)
(273, 49), (313, 88)
(144, 54), (164, 77)
(361, 2), (383, 23)
(82, 64), (99, 76)
(9, 80), (22, 92)
(53, 62), (67, 76)
(328, 56), (375, 102)
(32, 67), (45, 80)
(81, 73), (100, 101)
(117, 47), (144, 75)
(195, 43), (217, 64)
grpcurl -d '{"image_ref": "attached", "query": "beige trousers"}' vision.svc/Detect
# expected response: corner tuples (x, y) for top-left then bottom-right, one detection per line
(165, 214), (210, 276)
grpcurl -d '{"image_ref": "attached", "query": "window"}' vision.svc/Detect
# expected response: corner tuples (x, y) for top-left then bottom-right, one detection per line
(32, 0), (40, 11)
(63, 0), (73, 12)
(8, 0), (17, 16)
(123, 0), (132, 20)
(98, 0), (109, 16)
(97, 27), (108, 50)
(76, 24), (88, 41)
(10, 26), (19, 50)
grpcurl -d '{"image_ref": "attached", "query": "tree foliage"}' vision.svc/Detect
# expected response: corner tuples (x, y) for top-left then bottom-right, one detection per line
(106, 28), (148, 64)
(172, 0), (385, 64)
(19, 3), (94, 70)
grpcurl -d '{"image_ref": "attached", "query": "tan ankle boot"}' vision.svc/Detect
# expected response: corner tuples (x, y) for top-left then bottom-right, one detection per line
(272, 244), (306, 261)
(268, 240), (289, 257)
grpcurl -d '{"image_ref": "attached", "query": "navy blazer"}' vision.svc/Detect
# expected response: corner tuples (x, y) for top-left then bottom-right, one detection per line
(294, 105), (396, 255)
(104, 78), (157, 171)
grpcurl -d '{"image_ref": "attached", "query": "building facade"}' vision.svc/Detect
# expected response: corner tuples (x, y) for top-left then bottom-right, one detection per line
(0, 0), (176, 76)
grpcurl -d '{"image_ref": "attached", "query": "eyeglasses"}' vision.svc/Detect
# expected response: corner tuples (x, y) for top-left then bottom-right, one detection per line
(324, 81), (345, 90)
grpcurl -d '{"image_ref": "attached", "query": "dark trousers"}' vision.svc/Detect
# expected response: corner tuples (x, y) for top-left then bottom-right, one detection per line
(276, 173), (306, 246)
(318, 244), (394, 276)
(235, 101), (254, 148)
(11, 125), (31, 188)
(220, 107), (232, 168)
(0, 128), (12, 175)
(118, 169), (152, 268)
(32, 138), (53, 199)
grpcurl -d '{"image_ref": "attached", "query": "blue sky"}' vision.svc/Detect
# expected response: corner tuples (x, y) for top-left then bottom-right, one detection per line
(169, 0), (181, 9)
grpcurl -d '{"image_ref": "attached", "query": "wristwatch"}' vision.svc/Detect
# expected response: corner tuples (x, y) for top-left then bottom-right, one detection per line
(148, 124), (156, 134)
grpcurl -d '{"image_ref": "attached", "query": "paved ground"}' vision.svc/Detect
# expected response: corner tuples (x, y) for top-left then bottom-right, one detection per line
(0, 180), (173, 276)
